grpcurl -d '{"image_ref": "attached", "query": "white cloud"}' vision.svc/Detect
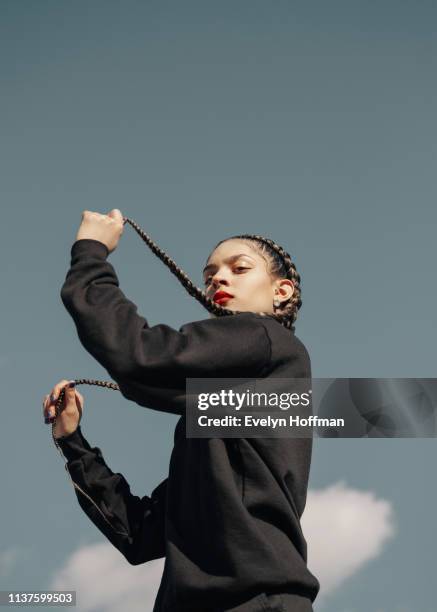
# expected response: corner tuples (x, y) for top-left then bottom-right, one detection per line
(50, 481), (396, 612)
(49, 542), (164, 612)
(301, 481), (396, 610)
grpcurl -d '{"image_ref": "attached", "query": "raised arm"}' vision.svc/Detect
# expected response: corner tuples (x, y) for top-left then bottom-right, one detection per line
(60, 239), (272, 414)
(57, 425), (167, 565)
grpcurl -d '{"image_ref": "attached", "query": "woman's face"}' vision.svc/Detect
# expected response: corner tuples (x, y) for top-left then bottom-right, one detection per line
(203, 239), (293, 314)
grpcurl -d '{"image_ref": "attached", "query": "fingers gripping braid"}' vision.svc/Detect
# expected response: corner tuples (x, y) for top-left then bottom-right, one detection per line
(51, 379), (121, 456)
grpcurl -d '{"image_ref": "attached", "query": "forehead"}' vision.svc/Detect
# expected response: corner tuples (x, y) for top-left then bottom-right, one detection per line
(204, 239), (262, 269)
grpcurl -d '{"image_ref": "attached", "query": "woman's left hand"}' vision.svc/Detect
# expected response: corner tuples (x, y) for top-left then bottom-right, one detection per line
(75, 209), (125, 254)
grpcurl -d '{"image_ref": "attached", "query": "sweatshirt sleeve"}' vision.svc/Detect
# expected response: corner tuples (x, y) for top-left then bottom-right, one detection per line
(60, 239), (271, 415)
(56, 425), (167, 565)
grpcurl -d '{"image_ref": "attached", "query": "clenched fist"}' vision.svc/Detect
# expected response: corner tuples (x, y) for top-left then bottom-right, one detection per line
(43, 380), (84, 439)
(76, 209), (125, 254)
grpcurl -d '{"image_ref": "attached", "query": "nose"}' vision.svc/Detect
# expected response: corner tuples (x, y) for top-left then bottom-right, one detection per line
(210, 270), (230, 290)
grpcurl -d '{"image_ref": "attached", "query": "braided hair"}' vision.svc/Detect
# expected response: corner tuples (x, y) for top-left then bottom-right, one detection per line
(207, 234), (302, 332)
(120, 218), (302, 332)
(51, 217), (303, 455)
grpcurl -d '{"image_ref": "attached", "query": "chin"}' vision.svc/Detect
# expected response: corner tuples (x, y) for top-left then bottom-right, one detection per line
(231, 305), (246, 312)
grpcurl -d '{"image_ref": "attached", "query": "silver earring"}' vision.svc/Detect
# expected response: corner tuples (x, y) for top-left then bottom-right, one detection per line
(273, 298), (280, 308)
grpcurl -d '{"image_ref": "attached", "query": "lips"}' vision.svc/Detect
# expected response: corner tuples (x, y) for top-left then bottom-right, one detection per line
(213, 290), (234, 303)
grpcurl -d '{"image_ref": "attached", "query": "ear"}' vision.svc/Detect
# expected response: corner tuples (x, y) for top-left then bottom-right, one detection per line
(275, 279), (294, 301)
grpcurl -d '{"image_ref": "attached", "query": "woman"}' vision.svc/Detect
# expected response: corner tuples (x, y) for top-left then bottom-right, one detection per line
(43, 209), (320, 611)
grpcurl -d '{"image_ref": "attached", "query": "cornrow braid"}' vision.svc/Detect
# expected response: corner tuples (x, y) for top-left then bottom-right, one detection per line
(119, 219), (301, 331)
(51, 217), (303, 458)
(211, 234), (302, 332)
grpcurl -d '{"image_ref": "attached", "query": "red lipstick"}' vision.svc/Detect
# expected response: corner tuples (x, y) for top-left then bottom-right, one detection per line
(213, 290), (234, 304)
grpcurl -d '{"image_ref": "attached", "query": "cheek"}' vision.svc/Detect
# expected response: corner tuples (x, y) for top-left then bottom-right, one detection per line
(240, 276), (271, 302)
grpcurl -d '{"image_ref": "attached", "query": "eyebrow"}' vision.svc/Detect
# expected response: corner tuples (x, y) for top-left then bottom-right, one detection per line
(202, 254), (255, 276)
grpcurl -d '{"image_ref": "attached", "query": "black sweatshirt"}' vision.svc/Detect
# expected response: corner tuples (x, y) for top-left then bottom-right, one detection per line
(57, 239), (320, 612)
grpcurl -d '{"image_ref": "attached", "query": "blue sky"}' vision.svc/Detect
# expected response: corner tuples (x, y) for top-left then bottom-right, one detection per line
(1, 2), (436, 611)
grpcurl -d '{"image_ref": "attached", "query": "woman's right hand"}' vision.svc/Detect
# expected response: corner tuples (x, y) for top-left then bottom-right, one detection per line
(42, 379), (84, 439)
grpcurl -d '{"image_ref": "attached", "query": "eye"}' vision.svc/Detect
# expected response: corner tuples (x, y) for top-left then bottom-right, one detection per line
(204, 266), (249, 285)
